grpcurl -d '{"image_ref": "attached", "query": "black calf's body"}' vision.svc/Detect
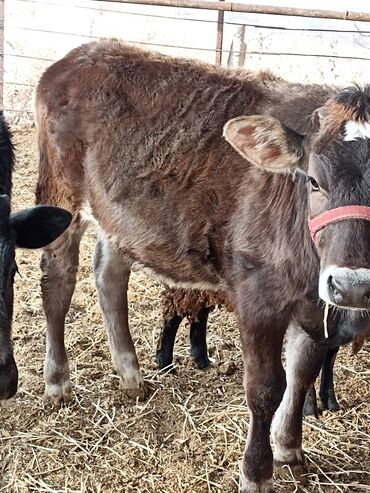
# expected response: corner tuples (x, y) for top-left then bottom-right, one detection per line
(0, 118), (16, 398)
(0, 112), (72, 399)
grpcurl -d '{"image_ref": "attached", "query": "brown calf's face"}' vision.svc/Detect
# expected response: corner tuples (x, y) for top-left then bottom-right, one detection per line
(224, 86), (370, 310)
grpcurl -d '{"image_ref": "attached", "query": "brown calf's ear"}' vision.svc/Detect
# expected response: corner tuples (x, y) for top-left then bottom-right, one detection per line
(223, 115), (305, 173)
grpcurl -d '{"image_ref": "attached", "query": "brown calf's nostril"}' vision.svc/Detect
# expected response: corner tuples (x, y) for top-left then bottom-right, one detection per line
(327, 275), (340, 297)
(364, 292), (370, 303)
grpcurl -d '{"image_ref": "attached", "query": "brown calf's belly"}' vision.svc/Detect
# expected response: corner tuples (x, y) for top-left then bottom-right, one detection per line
(104, 227), (222, 290)
(130, 260), (221, 291)
(89, 194), (225, 289)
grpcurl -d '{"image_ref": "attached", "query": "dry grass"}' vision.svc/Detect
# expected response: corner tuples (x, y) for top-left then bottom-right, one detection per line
(0, 128), (369, 492)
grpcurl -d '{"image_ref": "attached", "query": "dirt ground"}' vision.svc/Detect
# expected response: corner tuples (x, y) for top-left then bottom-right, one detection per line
(0, 128), (369, 493)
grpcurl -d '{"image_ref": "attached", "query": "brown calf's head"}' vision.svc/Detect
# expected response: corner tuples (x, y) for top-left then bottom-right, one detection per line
(224, 85), (370, 310)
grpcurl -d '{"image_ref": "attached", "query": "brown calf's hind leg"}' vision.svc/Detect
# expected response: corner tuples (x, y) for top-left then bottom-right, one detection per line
(240, 315), (287, 493)
(272, 324), (326, 476)
(93, 232), (147, 400)
(41, 214), (86, 405)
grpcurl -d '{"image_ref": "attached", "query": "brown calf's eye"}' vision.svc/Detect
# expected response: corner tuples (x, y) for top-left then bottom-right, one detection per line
(308, 176), (320, 192)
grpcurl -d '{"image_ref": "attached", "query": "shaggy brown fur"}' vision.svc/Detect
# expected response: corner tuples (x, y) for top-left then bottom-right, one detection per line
(162, 287), (233, 322)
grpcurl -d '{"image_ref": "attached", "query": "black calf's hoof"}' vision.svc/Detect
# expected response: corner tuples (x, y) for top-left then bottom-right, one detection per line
(193, 355), (211, 370)
(155, 351), (176, 372)
(327, 398), (340, 412)
(303, 400), (320, 418)
(0, 354), (18, 399)
(319, 396), (340, 413)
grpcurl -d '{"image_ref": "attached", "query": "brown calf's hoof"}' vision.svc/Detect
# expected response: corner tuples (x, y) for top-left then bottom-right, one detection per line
(240, 478), (275, 493)
(276, 463), (309, 486)
(0, 355), (18, 399)
(273, 444), (304, 468)
(121, 381), (149, 401)
(44, 381), (73, 408)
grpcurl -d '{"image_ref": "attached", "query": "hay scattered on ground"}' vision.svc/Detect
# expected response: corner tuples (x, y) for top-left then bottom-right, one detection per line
(0, 128), (369, 493)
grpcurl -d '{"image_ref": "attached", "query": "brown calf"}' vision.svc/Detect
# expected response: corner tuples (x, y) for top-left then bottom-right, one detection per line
(36, 39), (370, 492)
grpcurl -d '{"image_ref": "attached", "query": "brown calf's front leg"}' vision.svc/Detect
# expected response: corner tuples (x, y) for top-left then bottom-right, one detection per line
(272, 323), (326, 471)
(93, 232), (147, 400)
(239, 315), (287, 493)
(41, 215), (86, 405)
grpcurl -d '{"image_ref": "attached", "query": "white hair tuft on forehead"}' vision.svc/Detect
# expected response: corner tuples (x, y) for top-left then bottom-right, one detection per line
(343, 120), (370, 141)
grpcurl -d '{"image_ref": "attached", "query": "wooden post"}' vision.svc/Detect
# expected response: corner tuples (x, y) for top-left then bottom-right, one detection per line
(215, 0), (224, 65)
(227, 24), (246, 68)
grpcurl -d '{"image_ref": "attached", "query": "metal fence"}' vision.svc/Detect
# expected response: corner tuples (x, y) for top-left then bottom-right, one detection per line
(3, 0), (370, 123)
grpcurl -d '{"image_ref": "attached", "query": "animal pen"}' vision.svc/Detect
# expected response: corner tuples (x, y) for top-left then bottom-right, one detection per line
(1, 1), (370, 492)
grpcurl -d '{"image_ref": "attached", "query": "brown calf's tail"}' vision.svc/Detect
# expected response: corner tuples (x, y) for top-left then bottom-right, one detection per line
(35, 103), (85, 215)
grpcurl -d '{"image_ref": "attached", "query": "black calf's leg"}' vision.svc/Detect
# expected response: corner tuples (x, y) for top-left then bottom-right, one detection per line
(0, 303), (17, 399)
(319, 346), (340, 412)
(0, 348), (18, 399)
(190, 307), (211, 369)
(156, 315), (183, 369)
(303, 384), (319, 418)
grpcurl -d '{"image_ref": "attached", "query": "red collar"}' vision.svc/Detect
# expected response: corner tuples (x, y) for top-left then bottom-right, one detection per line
(308, 205), (370, 241)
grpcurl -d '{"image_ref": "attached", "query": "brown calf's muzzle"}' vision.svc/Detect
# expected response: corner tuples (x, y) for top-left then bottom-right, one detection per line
(312, 206), (370, 308)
